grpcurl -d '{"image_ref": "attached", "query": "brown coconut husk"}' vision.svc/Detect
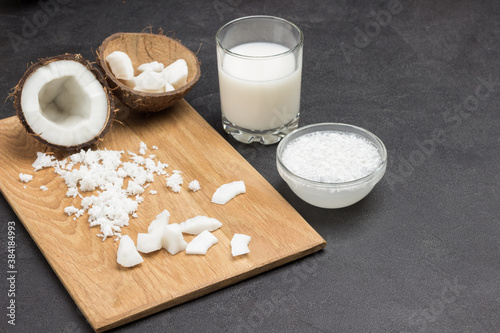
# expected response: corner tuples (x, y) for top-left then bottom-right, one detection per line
(13, 53), (115, 151)
(96, 32), (201, 112)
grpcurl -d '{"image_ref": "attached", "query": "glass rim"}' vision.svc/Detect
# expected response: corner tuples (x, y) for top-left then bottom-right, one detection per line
(215, 15), (304, 60)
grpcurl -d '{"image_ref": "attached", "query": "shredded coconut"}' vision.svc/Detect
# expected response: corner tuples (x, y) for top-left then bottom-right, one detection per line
(166, 172), (183, 193)
(149, 190), (157, 195)
(66, 187), (79, 198)
(40, 185), (48, 191)
(64, 206), (79, 216)
(281, 131), (382, 183)
(139, 141), (147, 155)
(32, 152), (55, 171)
(19, 173), (33, 183)
(188, 180), (201, 192)
(27, 144), (171, 241)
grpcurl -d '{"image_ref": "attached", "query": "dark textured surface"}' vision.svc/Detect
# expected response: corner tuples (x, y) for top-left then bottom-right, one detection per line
(1, 0), (500, 332)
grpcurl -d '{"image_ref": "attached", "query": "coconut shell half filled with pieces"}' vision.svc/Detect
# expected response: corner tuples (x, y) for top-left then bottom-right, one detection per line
(13, 53), (114, 151)
(96, 32), (201, 112)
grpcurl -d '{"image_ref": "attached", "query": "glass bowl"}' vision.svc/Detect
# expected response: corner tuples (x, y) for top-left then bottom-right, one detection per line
(276, 123), (387, 209)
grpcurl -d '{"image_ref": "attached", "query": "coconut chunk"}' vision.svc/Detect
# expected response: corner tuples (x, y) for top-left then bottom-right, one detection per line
(105, 51), (134, 80)
(148, 209), (170, 233)
(117, 235), (143, 267)
(136, 232), (163, 253)
(179, 215), (222, 235)
(186, 230), (218, 255)
(165, 82), (175, 92)
(231, 234), (251, 257)
(211, 181), (246, 205)
(135, 71), (166, 92)
(162, 223), (188, 255)
(120, 78), (136, 89)
(137, 61), (164, 73)
(162, 59), (188, 89)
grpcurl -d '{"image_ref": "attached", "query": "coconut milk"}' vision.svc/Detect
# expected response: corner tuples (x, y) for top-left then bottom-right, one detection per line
(218, 42), (301, 131)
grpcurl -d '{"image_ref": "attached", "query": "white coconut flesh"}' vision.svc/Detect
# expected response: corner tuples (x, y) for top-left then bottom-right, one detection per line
(20, 60), (109, 147)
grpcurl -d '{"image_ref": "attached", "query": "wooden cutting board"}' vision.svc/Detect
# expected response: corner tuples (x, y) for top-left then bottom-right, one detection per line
(0, 99), (326, 332)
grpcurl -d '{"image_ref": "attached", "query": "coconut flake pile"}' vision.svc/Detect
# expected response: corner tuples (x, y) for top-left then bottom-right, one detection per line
(30, 142), (172, 241)
(281, 131), (382, 183)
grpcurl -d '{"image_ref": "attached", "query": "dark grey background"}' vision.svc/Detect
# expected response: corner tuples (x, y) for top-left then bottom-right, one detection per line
(1, 0), (500, 332)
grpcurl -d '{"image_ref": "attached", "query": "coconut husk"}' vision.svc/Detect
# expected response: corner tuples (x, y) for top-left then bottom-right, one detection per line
(96, 32), (201, 112)
(13, 53), (115, 151)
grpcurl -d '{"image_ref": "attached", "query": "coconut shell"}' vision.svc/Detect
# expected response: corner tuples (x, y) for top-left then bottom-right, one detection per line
(13, 53), (115, 151)
(96, 32), (201, 112)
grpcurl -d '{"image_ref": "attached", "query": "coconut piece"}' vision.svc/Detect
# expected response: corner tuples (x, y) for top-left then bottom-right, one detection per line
(162, 223), (188, 255)
(231, 234), (251, 257)
(156, 209), (171, 221)
(117, 235), (143, 267)
(165, 82), (175, 92)
(186, 230), (218, 255)
(134, 70), (166, 92)
(136, 232), (162, 253)
(120, 78), (136, 89)
(138, 61), (164, 73)
(212, 181), (246, 205)
(162, 59), (188, 89)
(105, 51), (134, 80)
(13, 54), (114, 150)
(179, 215), (222, 235)
(96, 32), (201, 112)
(148, 209), (170, 234)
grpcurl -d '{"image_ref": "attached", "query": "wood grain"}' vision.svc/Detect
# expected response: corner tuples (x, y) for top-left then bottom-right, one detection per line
(0, 100), (326, 332)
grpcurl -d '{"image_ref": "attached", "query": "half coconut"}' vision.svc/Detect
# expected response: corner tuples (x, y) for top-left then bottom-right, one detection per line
(13, 53), (114, 150)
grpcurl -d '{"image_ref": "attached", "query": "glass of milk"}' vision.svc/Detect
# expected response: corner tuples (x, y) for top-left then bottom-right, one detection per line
(216, 16), (303, 145)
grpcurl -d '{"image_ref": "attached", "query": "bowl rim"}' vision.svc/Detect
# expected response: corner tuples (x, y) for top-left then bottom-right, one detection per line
(276, 122), (388, 187)
(96, 32), (201, 97)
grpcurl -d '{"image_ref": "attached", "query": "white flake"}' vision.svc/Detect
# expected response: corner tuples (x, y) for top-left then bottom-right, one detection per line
(166, 172), (183, 193)
(212, 181), (246, 205)
(19, 173), (33, 183)
(188, 180), (201, 192)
